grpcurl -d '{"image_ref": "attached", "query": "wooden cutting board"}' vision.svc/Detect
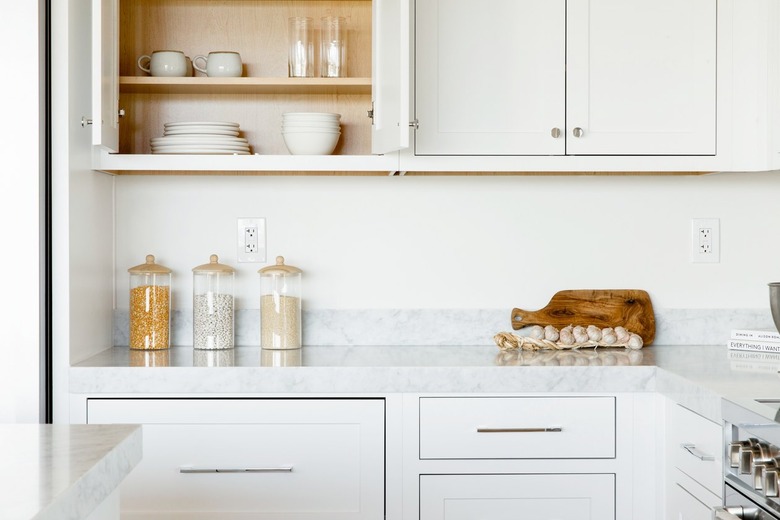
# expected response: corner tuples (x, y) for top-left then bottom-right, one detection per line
(511, 289), (656, 345)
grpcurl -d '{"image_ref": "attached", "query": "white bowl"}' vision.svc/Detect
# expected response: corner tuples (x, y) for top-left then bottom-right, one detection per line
(282, 112), (340, 117)
(282, 131), (340, 155)
(283, 112), (341, 119)
(281, 126), (341, 133)
(282, 121), (341, 128)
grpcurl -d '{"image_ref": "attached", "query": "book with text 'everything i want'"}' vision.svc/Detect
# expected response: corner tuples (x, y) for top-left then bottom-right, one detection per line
(730, 328), (780, 342)
(728, 338), (780, 353)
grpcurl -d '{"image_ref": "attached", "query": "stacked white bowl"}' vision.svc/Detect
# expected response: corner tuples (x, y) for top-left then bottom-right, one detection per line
(281, 112), (341, 155)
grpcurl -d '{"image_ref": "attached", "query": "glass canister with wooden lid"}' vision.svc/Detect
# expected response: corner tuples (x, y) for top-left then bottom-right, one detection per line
(192, 254), (235, 350)
(128, 254), (172, 350)
(259, 256), (302, 350)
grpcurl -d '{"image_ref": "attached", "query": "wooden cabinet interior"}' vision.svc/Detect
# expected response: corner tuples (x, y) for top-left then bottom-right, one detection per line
(118, 0), (373, 156)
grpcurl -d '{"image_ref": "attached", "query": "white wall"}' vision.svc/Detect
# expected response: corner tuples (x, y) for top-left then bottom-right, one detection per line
(114, 171), (780, 313)
(0, 1), (42, 422)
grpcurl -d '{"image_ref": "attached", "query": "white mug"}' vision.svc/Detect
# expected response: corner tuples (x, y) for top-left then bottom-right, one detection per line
(193, 51), (243, 77)
(137, 50), (188, 77)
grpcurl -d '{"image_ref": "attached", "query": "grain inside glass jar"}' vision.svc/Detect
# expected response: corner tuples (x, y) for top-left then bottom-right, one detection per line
(259, 256), (302, 350)
(192, 254), (236, 350)
(128, 255), (172, 350)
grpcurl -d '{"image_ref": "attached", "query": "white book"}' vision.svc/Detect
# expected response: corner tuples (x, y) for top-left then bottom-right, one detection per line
(727, 339), (780, 353)
(730, 328), (780, 342)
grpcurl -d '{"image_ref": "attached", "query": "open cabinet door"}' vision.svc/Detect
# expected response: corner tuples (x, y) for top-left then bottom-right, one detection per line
(92, 0), (119, 152)
(371, 0), (409, 154)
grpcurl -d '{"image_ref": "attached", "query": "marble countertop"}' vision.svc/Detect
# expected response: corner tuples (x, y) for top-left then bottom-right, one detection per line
(1, 424), (142, 520)
(71, 344), (780, 423)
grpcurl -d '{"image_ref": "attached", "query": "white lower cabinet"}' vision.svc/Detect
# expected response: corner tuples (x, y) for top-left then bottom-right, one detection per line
(86, 398), (385, 520)
(412, 395), (628, 520)
(669, 480), (718, 520)
(420, 474), (615, 520)
(665, 401), (723, 519)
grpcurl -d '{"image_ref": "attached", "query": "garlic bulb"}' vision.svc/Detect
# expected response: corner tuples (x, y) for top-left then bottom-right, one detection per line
(572, 325), (589, 343)
(627, 333), (644, 350)
(586, 325), (602, 342)
(528, 325), (545, 340)
(601, 327), (617, 345)
(559, 326), (575, 345)
(614, 326), (630, 343)
(544, 325), (559, 341)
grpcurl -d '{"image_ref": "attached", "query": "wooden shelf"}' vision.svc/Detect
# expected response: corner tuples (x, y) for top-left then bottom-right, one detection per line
(120, 77), (372, 95)
(94, 150), (399, 175)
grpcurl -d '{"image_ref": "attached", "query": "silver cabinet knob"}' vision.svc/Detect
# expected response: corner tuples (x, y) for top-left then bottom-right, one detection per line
(551, 127), (561, 139)
(572, 127), (584, 138)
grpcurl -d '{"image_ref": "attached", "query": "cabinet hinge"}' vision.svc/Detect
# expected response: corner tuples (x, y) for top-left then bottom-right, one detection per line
(367, 102), (374, 123)
(409, 119), (419, 130)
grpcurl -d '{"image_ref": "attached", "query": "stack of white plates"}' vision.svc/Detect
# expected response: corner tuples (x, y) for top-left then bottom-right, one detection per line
(151, 122), (250, 155)
(281, 112), (341, 155)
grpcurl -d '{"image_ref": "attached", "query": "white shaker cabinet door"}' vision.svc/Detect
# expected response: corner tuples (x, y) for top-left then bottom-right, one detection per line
(668, 483), (715, 520)
(87, 398), (385, 520)
(414, 0), (566, 155)
(566, 0), (716, 155)
(420, 474), (615, 520)
(91, 0), (119, 152)
(372, 0), (410, 154)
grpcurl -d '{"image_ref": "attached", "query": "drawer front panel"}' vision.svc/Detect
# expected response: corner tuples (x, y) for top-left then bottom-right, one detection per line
(420, 474), (615, 520)
(419, 396), (615, 459)
(670, 403), (722, 497)
(87, 398), (384, 519)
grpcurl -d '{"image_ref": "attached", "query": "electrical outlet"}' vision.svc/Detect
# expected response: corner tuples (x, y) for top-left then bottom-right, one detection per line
(690, 218), (720, 263)
(237, 218), (266, 263)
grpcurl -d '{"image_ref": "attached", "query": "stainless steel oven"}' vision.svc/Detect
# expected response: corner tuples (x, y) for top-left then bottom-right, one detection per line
(717, 399), (780, 519)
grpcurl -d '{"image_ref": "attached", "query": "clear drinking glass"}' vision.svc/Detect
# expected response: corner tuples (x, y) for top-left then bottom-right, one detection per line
(288, 17), (314, 77)
(320, 16), (347, 78)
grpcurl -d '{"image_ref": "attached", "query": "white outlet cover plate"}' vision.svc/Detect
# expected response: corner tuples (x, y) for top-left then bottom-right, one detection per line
(237, 217), (266, 263)
(690, 217), (720, 263)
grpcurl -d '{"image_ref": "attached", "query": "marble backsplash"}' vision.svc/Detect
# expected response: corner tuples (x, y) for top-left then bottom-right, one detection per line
(112, 308), (777, 347)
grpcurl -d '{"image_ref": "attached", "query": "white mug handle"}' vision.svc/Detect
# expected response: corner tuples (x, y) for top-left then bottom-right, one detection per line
(137, 55), (152, 74)
(192, 55), (208, 74)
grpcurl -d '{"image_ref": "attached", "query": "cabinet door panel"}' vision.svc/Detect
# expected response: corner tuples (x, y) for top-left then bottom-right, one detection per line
(92, 0), (119, 151)
(420, 474), (615, 520)
(567, 0), (716, 155)
(419, 396), (616, 459)
(669, 483), (714, 520)
(87, 399), (384, 520)
(372, 0), (410, 154)
(415, 0), (565, 155)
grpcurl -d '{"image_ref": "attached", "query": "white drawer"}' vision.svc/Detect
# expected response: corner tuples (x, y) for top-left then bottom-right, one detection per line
(669, 403), (723, 497)
(87, 398), (384, 520)
(419, 396), (615, 459)
(420, 474), (615, 520)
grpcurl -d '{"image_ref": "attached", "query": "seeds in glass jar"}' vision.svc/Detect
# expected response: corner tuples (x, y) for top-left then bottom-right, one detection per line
(260, 294), (300, 349)
(129, 285), (170, 350)
(193, 292), (234, 350)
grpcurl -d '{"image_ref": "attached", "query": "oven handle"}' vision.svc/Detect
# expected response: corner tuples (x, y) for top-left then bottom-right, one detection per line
(712, 505), (760, 520)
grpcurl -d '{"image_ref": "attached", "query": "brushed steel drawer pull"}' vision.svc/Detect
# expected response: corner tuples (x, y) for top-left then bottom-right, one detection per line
(179, 466), (293, 474)
(477, 427), (562, 433)
(680, 443), (714, 461)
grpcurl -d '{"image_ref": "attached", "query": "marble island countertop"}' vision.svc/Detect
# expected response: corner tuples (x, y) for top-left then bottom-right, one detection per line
(1, 424), (141, 520)
(71, 344), (780, 424)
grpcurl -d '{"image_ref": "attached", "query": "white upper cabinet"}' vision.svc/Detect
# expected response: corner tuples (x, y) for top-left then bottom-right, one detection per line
(92, 0), (119, 152)
(566, 0), (716, 155)
(372, 0), (410, 154)
(413, 0), (716, 158)
(414, 0), (566, 155)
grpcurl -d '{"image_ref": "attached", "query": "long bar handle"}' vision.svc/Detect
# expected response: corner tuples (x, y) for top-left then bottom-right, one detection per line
(477, 427), (562, 433)
(681, 443), (715, 461)
(179, 466), (293, 474)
